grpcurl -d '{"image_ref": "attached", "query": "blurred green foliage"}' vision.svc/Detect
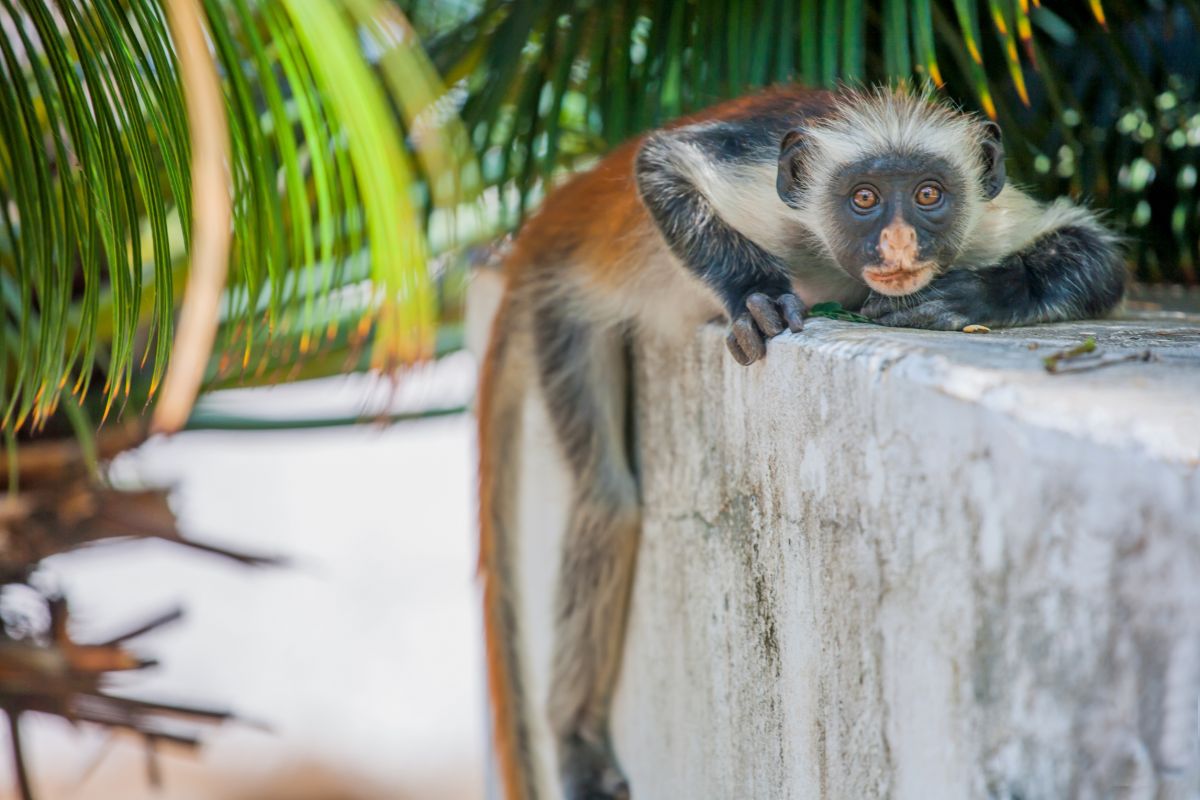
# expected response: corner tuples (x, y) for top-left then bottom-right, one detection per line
(0, 0), (473, 432)
(408, 0), (1200, 284)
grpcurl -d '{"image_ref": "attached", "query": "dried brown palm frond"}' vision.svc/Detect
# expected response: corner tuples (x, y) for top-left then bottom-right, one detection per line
(0, 596), (236, 800)
(0, 426), (275, 800)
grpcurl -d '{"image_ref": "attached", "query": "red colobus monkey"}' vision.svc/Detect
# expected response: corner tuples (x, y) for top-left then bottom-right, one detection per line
(478, 85), (1125, 800)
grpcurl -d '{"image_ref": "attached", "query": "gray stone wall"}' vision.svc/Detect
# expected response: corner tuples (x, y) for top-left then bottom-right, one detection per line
(611, 317), (1200, 799)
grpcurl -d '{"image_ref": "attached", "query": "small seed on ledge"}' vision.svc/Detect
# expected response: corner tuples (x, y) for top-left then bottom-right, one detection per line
(962, 324), (991, 334)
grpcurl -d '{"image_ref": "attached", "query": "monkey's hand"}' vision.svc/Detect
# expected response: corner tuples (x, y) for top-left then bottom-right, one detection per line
(860, 270), (985, 331)
(726, 292), (807, 365)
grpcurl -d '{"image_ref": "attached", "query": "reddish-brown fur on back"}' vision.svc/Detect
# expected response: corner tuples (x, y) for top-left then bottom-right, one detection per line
(503, 137), (650, 292)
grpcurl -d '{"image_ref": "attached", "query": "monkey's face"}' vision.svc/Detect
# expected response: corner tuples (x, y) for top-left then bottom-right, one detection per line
(778, 110), (1007, 294)
(825, 154), (968, 296)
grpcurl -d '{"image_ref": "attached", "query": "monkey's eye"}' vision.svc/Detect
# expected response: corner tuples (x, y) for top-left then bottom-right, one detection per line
(851, 187), (879, 211)
(915, 182), (943, 207)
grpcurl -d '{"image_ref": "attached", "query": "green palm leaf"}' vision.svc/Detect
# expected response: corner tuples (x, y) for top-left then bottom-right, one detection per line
(0, 0), (473, 436)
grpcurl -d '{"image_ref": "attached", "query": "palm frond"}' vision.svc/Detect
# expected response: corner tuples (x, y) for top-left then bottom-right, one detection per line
(0, 0), (475, 434)
(152, 0), (231, 433)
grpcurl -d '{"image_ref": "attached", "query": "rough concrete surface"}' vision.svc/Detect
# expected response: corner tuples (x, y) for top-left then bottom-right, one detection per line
(609, 314), (1200, 800)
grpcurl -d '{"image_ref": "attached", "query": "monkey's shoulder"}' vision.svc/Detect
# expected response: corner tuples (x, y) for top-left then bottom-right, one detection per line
(650, 85), (838, 165)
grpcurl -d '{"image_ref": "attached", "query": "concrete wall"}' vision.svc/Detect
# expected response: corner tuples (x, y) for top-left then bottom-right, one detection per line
(472, 279), (1200, 798)
(615, 317), (1200, 799)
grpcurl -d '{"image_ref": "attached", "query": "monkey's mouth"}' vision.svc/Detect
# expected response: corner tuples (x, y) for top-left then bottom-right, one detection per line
(862, 262), (937, 296)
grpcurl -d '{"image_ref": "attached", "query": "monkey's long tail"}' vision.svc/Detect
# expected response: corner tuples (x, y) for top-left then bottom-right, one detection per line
(477, 289), (539, 800)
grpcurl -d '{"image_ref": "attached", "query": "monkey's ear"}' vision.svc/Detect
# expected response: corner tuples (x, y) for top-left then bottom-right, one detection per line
(980, 120), (1006, 200)
(777, 128), (808, 208)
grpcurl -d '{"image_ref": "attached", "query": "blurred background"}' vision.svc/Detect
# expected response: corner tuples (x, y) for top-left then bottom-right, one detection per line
(0, 1), (1198, 798)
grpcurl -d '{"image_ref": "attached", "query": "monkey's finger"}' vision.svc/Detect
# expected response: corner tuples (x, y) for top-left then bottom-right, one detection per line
(745, 293), (785, 337)
(777, 293), (806, 332)
(725, 330), (753, 365)
(730, 314), (766, 363)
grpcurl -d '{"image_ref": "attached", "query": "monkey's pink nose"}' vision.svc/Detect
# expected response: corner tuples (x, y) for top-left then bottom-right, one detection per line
(877, 220), (920, 270)
(879, 221), (917, 254)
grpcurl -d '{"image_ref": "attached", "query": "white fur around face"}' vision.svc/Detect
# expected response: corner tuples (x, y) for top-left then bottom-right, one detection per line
(791, 89), (991, 262)
(790, 88), (1114, 273)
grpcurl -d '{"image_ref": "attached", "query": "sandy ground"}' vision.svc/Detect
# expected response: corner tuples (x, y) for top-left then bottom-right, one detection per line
(1, 362), (485, 800)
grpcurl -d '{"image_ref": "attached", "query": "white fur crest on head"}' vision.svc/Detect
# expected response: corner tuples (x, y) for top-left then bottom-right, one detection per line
(798, 85), (989, 188)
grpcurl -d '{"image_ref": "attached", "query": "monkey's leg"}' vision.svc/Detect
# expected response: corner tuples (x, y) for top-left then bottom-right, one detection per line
(862, 224), (1126, 329)
(552, 482), (640, 800)
(535, 298), (640, 800)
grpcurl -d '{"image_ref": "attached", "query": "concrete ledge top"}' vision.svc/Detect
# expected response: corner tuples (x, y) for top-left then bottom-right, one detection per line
(731, 311), (1200, 465)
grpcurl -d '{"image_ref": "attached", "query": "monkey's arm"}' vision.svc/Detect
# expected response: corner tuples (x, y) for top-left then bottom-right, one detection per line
(862, 224), (1127, 330)
(635, 131), (806, 364)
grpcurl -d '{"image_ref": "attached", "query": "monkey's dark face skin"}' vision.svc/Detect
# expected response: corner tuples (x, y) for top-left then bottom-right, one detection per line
(826, 153), (968, 296)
